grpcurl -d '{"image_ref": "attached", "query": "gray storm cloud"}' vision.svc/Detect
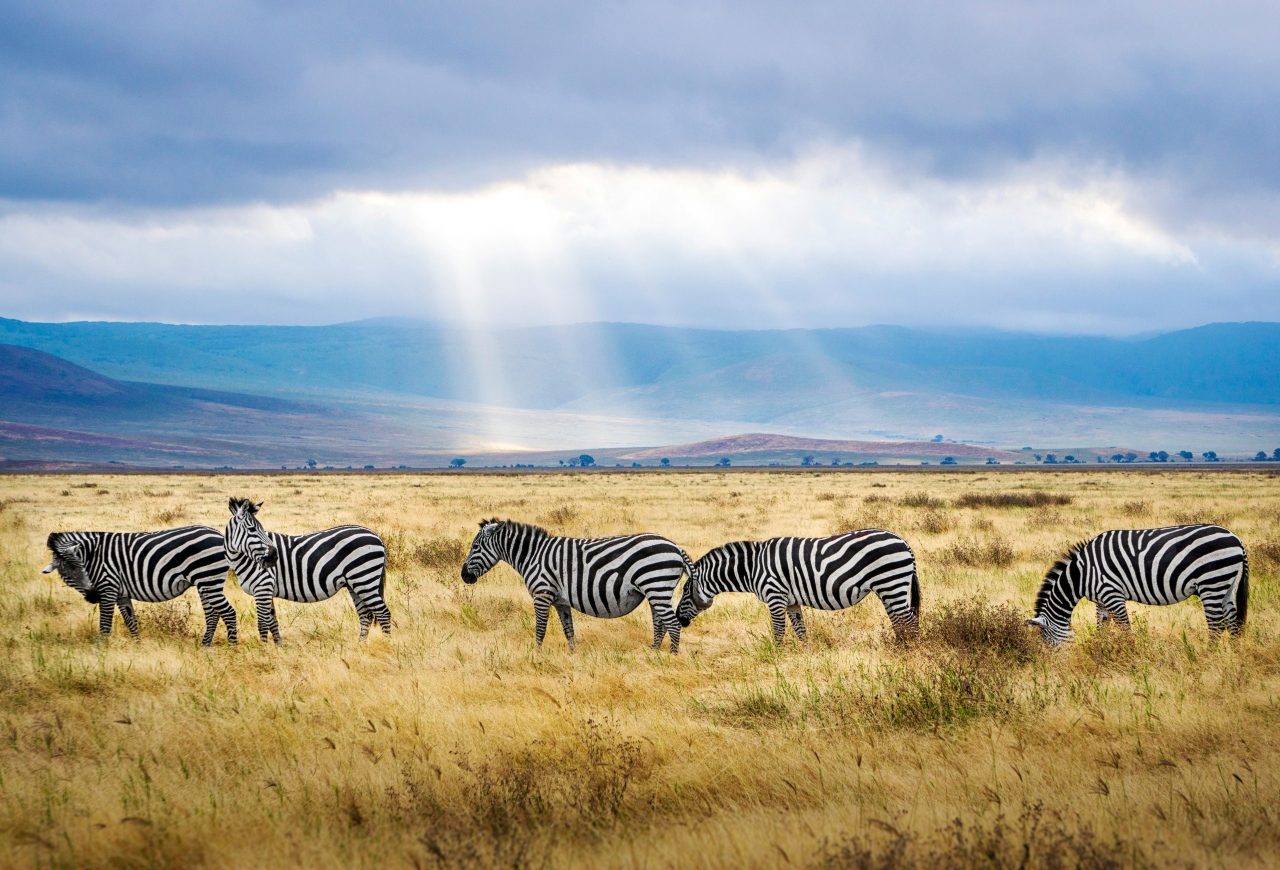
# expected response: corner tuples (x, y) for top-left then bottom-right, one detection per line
(1, 1), (1278, 329)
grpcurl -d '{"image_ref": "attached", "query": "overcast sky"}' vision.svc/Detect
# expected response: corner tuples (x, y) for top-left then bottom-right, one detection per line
(2, 1), (1279, 333)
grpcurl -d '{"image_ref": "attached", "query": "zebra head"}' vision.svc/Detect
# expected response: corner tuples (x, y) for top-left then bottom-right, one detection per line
(225, 497), (279, 573)
(675, 569), (712, 627)
(44, 532), (98, 602)
(461, 519), (505, 584)
(677, 543), (738, 626)
(1027, 549), (1081, 647)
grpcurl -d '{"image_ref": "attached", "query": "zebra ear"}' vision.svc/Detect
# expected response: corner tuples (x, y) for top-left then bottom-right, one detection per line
(253, 501), (263, 514)
(1024, 616), (1045, 627)
(41, 563), (55, 574)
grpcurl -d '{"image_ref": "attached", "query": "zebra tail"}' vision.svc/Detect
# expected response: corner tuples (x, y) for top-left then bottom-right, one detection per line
(910, 569), (921, 617)
(1235, 552), (1250, 630)
(679, 548), (696, 578)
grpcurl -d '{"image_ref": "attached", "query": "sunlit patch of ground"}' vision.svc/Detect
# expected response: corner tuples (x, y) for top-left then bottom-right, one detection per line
(1, 469), (1278, 868)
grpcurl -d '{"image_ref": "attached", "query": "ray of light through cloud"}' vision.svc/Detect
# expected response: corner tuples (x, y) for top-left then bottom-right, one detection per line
(3, 145), (1273, 334)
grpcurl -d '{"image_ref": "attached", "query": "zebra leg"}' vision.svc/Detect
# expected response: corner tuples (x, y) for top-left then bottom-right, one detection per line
(348, 588), (374, 640)
(786, 606), (808, 644)
(1200, 591), (1234, 635)
(1095, 602), (1111, 628)
(196, 585), (236, 646)
(554, 604), (576, 651)
(533, 596), (553, 646)
(221, 599), (238, 644)
(254, 593), (282, 644)
(766, 602), (788, 645)
(97, 590), (118, 638)
(646, 599), (680, 653)
(117, 597), (140, 639)
(1097, 593), (1130, 632)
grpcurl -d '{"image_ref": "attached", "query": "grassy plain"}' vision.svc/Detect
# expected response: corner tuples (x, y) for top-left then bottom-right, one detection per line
(1, 469), (1279, 869)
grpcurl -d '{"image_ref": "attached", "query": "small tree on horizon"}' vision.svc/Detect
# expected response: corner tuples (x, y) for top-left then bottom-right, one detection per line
(1202, 451), (1218, 461)
(449, 458), (466, 468)
(579, 454), (595, 467)
(660, 458), (670, 467)
(1178, 450), (1193, 460)
(306, 459), (317, 469)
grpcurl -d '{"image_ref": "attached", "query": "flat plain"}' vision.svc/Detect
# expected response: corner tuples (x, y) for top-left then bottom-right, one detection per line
(1, 469), (1278, 869)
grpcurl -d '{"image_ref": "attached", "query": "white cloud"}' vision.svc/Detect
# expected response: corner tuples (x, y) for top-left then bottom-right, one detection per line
(0, 146), (1273, 332)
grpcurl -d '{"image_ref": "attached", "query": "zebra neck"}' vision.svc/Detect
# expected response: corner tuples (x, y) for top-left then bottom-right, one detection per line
(496, 529), (543, 578)
(1047, 565), (1085, 621)
(82, 532), (110, 577)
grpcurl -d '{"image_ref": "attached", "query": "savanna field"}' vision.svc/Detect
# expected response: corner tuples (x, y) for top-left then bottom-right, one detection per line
(2, 469), (1279, 869)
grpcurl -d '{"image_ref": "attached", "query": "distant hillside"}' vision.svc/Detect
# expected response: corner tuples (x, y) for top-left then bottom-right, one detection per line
(2, 318), (1278, 412)
(618, 434), (1025, 462)
(2, 320), (1279, 460)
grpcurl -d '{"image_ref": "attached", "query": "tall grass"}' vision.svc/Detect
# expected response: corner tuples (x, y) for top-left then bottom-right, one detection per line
(0, 470), (1278, 869)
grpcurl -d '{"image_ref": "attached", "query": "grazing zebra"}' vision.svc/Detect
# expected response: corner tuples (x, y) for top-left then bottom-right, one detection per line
(461, 519), (694, 652)
(677, 530), (921, 643)
(43, 527), (237, 645)
(1027, 524), (1249, 646)
(224, 497), (390, 643)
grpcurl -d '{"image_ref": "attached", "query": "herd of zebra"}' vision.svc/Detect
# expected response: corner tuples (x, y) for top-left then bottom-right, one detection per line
(41, 497), (1250, 651)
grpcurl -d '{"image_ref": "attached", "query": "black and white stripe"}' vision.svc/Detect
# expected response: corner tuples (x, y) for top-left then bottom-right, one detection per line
(224, 497), (390, 643)
(43, 527), (237, 645)
(677, 529), (921, 643)
(1028, 524), (1249, 646)
(461, 519), (694, 652)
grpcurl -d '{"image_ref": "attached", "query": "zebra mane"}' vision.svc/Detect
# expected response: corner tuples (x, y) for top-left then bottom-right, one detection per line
(228, 496), (260, 515)
(1034, 540), (1088, 616)
(47, 531), (73, 553)
(482, 518), (550, 539)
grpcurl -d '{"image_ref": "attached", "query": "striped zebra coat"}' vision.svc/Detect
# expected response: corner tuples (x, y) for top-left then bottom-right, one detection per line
(43, 527), (237, 645)
(677, 529), (921, 643)
(1028, 524), (1249, 646)
(461, 519), (694, 652)
(224, 498), (389, 643)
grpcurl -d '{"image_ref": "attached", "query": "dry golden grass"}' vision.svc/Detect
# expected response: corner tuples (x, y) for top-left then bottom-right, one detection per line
(1, 469), (1279, 869)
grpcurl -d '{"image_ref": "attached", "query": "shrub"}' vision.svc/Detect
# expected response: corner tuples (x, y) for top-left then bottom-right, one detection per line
(915, 510), (953, 535)
(926, 600), (1039, 663)
(412, 537), (467, 575)
(939, 536), (1016, 569)
(900, 492), (945, 509)
(537, 504), (579, 529)
(140, 599), (193, 637)
(954, 492), (1072, 509)
(1121, 500), (1151, 518)
(819, 801), (1138, 870)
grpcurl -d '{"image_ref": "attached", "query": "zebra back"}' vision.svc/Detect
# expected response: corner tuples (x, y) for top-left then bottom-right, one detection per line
(265, 525), (387, 603)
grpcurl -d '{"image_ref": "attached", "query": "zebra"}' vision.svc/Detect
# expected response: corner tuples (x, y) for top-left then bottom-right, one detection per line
(676, 529), (921, 643)
(42, 527), (237, 645)
(461, 519), (694, 652)
(1027, 524), (1249, 646)
(224, 497), (390, 643)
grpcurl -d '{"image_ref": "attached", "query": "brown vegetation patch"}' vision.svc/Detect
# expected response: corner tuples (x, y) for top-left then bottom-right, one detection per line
(412, 717), (650, 868)
(816, 802), (1144, 870)
(925, 599), (1039, 664)
(955, 491), (1072, 509)
(938, 536), (1016, 569)
(412, 537), (468, 576)
(140, 599), (194, 638)
(900, 492), (945, 509)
